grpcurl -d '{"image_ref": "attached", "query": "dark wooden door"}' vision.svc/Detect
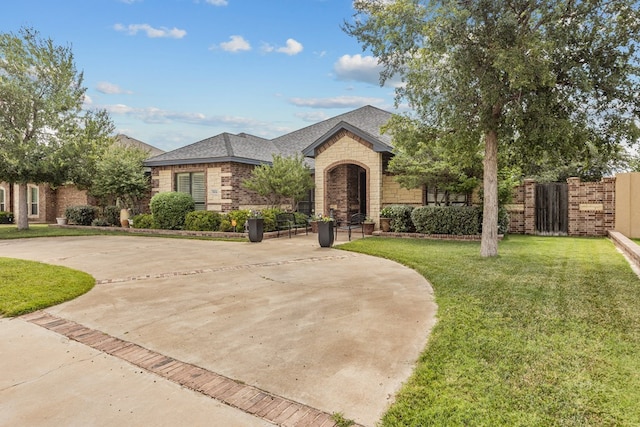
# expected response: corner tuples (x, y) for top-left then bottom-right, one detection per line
(535, 183), (568, 235)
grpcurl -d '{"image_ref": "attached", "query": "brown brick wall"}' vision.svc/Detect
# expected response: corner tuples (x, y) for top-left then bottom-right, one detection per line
(567, 176), (615, 236)
(508, 177), (615, 237)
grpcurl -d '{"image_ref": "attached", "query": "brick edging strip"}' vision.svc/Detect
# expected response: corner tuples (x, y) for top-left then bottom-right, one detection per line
(20, 311), (362, 427)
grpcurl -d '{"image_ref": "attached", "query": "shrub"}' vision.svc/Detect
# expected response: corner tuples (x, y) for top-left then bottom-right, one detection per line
(380, 205), (415, 232)
(498, 207), (510, 235)
(411, 206), (482, 235)
(0, 211), (14, 224)
(259, 208), (282, 232)
(150, 192), (195, 230)
(103, 205), (120, 226)
(65, 205), (98, 226)
(91, 218), (109, 227)
(132, 213), (156, 229)
(219, 209), (251, 232)
(184, 211), (223, 231)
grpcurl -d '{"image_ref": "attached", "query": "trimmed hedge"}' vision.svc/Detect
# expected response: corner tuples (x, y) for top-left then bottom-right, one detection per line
(150, 192), (195, 230)
(380, 205), (415, 232)
(411, 206), (482, 235)
(185, 211), (223, 231)
(220, 210), (251, 232)
(0, 211), (14, 224)
(103, 205), (120, 226)
(65, 205), (98, 226)
(132, 213), (156, 229)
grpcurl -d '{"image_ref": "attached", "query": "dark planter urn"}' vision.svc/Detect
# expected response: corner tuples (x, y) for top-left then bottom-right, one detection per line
(317, 221), (334, 248)
(364, 222), (375, 235)
(248, 218), (264, 242)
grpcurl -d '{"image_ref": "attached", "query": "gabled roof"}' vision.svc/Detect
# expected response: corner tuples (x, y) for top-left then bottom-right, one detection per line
(272, 105), (393, 157)
(143, 105), (394, 168)
(301, 120), (393, 158)
(116, 134), (165, 158)
(145, 133), (276, 167)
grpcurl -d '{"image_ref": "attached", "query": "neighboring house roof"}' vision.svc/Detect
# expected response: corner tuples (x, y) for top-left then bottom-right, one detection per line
(143, 105), (394, 168)
(116, 134), (165, 158)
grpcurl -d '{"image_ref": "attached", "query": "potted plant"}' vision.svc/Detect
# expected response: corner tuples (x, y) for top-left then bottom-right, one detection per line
(363, 217), (375, 235)
(56, 217), (68, 225)
(247, 210), (264, 242)
(379, 207), (393, 232)
(317, 215), (335, 247)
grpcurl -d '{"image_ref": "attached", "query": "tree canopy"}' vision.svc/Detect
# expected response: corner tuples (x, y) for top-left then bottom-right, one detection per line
(88, 143), (150, 211)
(242, 154), (314, 210)
(345, 0), (640, 256)
(0, 27), (114, 229)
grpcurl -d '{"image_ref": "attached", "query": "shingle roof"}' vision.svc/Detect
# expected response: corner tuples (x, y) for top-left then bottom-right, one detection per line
(272, 105), (393, 156)
(144, 105), (393, 168)
(116, 134), (165, 158)
(145, 133), (276, 167)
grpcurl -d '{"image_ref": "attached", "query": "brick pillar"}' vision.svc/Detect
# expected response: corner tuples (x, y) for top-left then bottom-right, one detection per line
(602, 176), (616, 232)
(567, 177), (581, 236)
(523, 179), (536, 234)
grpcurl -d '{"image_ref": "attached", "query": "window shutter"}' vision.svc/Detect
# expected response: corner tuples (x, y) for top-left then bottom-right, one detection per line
(192, 173), (205, 210)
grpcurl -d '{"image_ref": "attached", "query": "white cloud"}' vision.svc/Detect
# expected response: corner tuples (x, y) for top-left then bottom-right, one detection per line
(218, 35), (251, 52)
(295, 111), (329, 122)
(101, 103), (290, 136)
(262, 38), (304, 55)
(277, 38), (303, 55)
(333, 53), (404, 88)
(288, 96), (385, 109)
(113, 23), (186, 39)
(205, 0), (228, 5)
(119, 0), (141, 3)
(333, 54), (381, 85)
(96, 81), (132, 95)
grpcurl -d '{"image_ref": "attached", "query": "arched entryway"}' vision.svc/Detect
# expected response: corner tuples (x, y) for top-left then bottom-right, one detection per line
(324, 162), (368, 222)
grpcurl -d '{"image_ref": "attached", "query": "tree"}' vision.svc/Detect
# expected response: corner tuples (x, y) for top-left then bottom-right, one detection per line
(0, 27), (113, 230)
(242, 154), (314, 210)
(384, 114), (481, 203)
(345, 0), (640, 256)
(88, 143), (150, 212)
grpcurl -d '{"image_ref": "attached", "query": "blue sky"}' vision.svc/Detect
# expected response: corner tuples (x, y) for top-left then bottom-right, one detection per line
(1, 0), (402, 151)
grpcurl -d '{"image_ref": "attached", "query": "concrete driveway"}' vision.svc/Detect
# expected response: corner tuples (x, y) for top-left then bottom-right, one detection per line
(0, 234), (436, 426)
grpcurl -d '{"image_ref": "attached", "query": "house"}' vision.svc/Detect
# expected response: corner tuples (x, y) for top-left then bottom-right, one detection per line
(145, 105), (425, 227)
(0, 134), (164, 223)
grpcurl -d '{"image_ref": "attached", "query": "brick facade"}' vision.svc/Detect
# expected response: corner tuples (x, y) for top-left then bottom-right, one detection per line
(314, 130), (382, 224)
(506, 177), (615, 237)
(150, 162), (271, 213)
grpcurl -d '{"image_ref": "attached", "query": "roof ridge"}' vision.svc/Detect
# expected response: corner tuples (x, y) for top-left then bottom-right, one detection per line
(223, 133), (234, 157)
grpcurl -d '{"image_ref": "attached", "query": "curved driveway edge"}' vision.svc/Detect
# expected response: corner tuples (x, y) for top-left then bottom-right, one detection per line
(0, 234), (437, 426)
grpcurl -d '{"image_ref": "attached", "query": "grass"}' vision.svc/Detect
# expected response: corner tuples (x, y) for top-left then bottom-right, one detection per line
(0, 224), (246, 241)
(0, 257), (95, 317)
(0, 224), (128, 239)
(339, 235), (640, 426)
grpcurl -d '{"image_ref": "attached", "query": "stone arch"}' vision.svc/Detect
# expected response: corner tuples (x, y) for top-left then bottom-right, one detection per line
(323, 160), (370, 222)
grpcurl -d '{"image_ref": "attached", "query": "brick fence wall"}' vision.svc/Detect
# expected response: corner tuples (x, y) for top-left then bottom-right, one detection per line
(507, 177), (615, 237)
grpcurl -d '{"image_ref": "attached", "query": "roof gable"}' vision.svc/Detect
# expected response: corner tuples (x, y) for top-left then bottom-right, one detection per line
(301, 121), (393, 158)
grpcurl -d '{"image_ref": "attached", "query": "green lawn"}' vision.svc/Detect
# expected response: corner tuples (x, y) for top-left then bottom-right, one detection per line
(0, 257), (94, 317)
(340, 235), (640, 426)
(0, 224), (125, 239)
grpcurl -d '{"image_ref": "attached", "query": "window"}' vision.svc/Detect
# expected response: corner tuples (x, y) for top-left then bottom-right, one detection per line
(29, 186), (39, 216)
(175, 172), (205, 210)
(0, 188), (5, 211)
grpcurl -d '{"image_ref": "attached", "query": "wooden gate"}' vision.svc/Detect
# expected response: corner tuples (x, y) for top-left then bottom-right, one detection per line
(535, 183), (568, 235)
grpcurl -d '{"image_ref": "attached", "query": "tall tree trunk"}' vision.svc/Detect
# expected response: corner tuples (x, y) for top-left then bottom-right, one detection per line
(480, 129), (499, 257)
(17, 182), (29, 231)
